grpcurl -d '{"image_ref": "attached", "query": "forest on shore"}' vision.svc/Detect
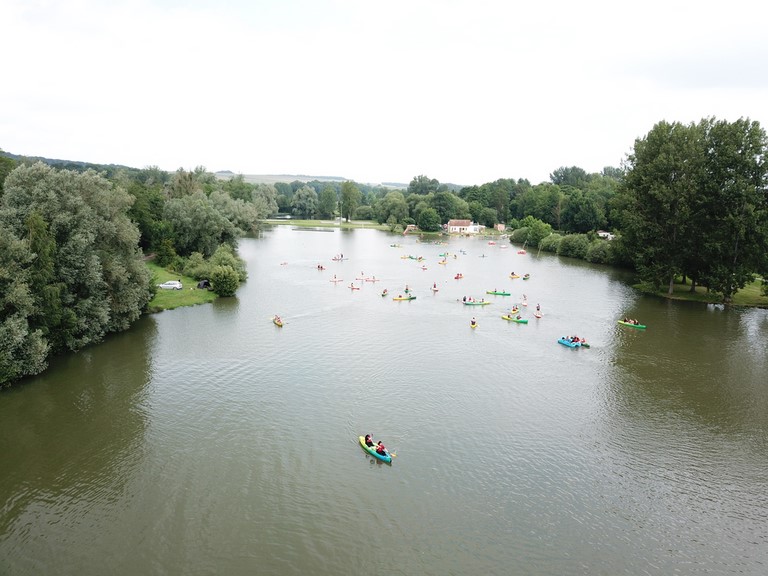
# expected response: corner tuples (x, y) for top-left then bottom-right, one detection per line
(2, 115), (767, 388)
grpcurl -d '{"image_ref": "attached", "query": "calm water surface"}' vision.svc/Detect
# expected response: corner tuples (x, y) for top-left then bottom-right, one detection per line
(2, 226), (767, 575)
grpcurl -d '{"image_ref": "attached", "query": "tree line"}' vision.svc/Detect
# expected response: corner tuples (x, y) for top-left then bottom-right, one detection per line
(0, 160), (276, 387)
(1, 114), (766, 386)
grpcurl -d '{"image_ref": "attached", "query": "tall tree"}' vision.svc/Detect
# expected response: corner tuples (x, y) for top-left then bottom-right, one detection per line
(408, 175), (440, 195)
(291, 185), (318, 219)
(340, 181), (362, 222)
(317, 185), (337, 219)
(694, 117), (768, 300)
(620, 121), (700, 293)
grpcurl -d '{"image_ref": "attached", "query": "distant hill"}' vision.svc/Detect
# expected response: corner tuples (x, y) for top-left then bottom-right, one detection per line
(0, 151), (133, 176)
(214, 172), (412, 188)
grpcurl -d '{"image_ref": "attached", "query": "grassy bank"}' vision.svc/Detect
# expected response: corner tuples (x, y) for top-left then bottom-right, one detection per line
(264, 218), (390, 231)
(637, 277), (768, 308)
(146, 262), (218, 312)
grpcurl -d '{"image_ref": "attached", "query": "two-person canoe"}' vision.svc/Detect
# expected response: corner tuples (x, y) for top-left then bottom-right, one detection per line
(393, 295), (416, 301)
(486, 290), (511, 296)
(463, 301), (491, 306)
(502, 315), (528, 323)
(558, 337), (580, 348)
(272, 316), (283, 327)
(618, 320), (647, 329)
(358, 436), (392, 463)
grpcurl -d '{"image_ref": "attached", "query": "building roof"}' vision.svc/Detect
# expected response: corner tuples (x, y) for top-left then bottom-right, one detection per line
(447, 219), (473, 227)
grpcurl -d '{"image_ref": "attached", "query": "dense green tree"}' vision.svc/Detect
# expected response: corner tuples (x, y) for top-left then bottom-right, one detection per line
(376, 191), (409, 224)
(168, 167), (203, 198)
(620, 121), (701, 293)
(417, 207), (441, 231)
(557, 234), (590, 259)
(210, 265), (240, 296)
(253, 183), (279, 218)
(209, 243), (247, 282)
(291, 185), (318, 219)
(0, 226), (49, 386)
(468, 200), (484, 224)
(340, 181), (362, 221)
(515, 183), (564, 228)
(317, 185), (337, 219)
(693, 117), (768, 300)
(221, 174), (255, 202)
(210, 190), (260, 233)
(164, 190), (237, 257)
(127, 179), (165, 251)
(515, 216), (553, 247)
(0, 153), (17, 195)
(408, 175), (440, 195)
(479, 207), (498, 228)
(550, 166), (590, 188)
(0, 162), (151, 358)
(561, 189), (607, 233)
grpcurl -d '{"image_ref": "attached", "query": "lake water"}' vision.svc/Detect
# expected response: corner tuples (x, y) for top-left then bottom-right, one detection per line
(2, 226), (767, 575)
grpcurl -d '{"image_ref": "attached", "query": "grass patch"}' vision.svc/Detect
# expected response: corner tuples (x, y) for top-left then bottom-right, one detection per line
(146, 261), (218, 313)
(636, 277), (768, 308)
(265, 219), (390, 231)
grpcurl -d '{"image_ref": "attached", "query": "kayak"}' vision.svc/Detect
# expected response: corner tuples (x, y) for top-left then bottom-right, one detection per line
(393, 295), (416, 301)
(486, 290), (511, 296)
(359, 436), (391, 463)
(502, 315), (528, 323)
(558, 337), (580, 348)
(470, 322), (478, 329)
(523, 275), (530, 280)
(272, 317), (283, 327)
(454, 274), (464, 279)
(463, 301), (491, 306)
(509, 274), (520, 279)
(534, 312), (542, 319)
(381, 289), (388, 297)
(618, 320), (647, 329)
(432, 287), (439, 292)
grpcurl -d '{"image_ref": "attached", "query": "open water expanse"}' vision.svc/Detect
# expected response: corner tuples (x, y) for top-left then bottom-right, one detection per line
(2, 225), (767, 575)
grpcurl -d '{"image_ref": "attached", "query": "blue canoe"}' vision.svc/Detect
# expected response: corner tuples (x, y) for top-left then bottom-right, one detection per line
(558, 337), (581, 348)
(359, 436), (392, 463)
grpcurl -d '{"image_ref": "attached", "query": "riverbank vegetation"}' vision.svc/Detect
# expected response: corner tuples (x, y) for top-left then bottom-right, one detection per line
(2, 114), (767, 386)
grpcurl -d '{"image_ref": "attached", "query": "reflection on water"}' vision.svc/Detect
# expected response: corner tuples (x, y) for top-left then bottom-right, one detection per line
(1, 228), (767, 576)
(0, 317), (156, 574)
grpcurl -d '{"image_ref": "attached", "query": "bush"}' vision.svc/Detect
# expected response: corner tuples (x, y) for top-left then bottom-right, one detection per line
(210, 265), (240, 296)
(539, 233), (562, 253)
(557, 234), (590, 259)
(510, 227), (530, 243)
(182, 252), (211, 280)
(585, 240), (615, 265)
(209, 244), (247, 282)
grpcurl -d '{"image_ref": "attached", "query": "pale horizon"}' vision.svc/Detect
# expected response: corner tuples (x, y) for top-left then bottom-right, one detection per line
(3, 0), (767, 187)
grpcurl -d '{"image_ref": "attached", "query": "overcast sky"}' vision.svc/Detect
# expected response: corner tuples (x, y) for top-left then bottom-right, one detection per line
(2, 0), (767, 186)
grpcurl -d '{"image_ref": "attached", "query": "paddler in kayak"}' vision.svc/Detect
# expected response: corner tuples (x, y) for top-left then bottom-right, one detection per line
(364, 434), (374, 447)
(375, 441), (389, 456)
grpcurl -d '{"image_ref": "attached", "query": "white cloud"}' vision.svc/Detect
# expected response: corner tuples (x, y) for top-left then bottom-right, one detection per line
(2, 0), (767, 185)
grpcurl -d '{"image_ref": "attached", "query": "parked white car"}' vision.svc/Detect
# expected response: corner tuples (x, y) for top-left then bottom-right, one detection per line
(157, 280), (183, 290)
